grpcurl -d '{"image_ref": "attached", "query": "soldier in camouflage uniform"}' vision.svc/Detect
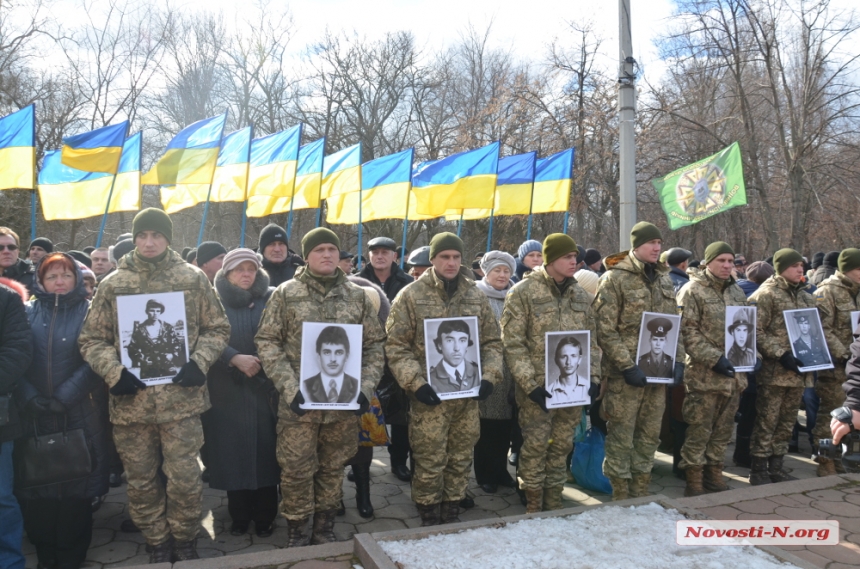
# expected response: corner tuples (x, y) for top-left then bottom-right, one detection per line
(813, 248), (860, 475)
(385, 233), (502, 526)
(676, 242), (758, 496)
(594, 222), (685, 500)
(254, 228), (385, 547)
(501, 234), (601, 513)
(78, 208), (230, 562)
(749, 248), (818, 485)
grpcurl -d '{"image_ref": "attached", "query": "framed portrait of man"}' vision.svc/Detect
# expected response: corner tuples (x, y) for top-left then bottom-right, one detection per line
(116, 291), (189, 386)
(299, 322), (363, 410)
(636, 312), (682, 384)
(725, 306), (757, 372)
(783, 308), (833, 372)
(851, 311), (860, 335)
(423, 317), (481, 400)
(544, 331), (591, 408)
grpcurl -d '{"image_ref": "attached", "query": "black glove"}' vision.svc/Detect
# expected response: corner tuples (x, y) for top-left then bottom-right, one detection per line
(353, 393), (370, 416)
(473, 380), (494, 401)
(588, 382), (601, 398)
(172, 360), (207, 388)
(672, 362), (685, 386)
(528, 386), (552, 413)
(753, 358), (762, 374)
(712, 356), (735, 378)
(290, 391), (307, 416)
(110, 368), (146, 396)
(779, 351), (803, 374)
(47, 398), (66, 414)
(414, 384), (442, 406)
(622, 366), (648, 388)
(26, 395), (52, 415)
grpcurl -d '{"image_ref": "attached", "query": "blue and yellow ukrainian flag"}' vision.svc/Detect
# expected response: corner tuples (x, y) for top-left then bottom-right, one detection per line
(142, 113), (226, 185)
(413, 141), (499, 216)
(0, 104), (36, 191)
(247, 124), (302, 198)
(327, 149), (434, 224)
(320, 143), (361, 199)
(61, 121), (129, 173)
(445, 151), (536, 221)
(38, 132), (142, 220)
(160, 127), (252, 214)
(245, 137), (324, 218)
(532, 148), (574, 213)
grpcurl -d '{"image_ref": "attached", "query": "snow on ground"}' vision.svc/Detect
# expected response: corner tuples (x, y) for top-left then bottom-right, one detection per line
(380, 503), (799, 569)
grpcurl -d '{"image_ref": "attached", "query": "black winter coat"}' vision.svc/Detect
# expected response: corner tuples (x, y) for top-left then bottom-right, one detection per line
(358, 262), (413, 303)
(201, 268), (279, 491)
(2, 258), (36, 292)
(261, 252), (304, 288)
(15, 256), (109, 500)
(0, 280), (33, 443)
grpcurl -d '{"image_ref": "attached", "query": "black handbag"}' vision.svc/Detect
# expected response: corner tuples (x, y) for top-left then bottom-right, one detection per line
(15, 417), (92, 488)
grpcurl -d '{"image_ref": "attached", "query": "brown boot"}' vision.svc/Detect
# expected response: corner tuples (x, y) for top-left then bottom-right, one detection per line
(768, 455), (796, 483)
(684, 466), (706, 497)
(816, 457), (837, 477)
(524, 488), (543, 513)
(285, 517), (311, 548)
(834, 458), (846, 474)
(703, 463), (730, 492)
(748, 456), (771, 485)
(608, 476), (629, 501)
(416, 503), (440, 527)
(310, 509), (338, 544)
(440, 501), (461, 524)
(542, 486), (563, 511)
(629, 472), (651, 498)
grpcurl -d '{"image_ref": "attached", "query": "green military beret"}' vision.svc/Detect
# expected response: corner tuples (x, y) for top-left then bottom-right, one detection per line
(429, 232), (463, 259)
(132, 208), (173, 244)
(630, 221), (662, 249)
(703, 241), (735, 265)
(773, 248), (803, 276)
(542, 233), (577, 266)
(302, 227), (341, 258)
(838, 248), (860, 274)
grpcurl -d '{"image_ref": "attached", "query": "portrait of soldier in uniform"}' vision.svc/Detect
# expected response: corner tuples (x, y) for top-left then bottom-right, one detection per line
(636, 313), (681, 382)
(545, 332), (590, 408)
(726, 306), (757, 371)
(299, 322), (363, 409)
(784, 309), (832, 370)
(121, 294), (188, 382)
(424, 317), (481, 398)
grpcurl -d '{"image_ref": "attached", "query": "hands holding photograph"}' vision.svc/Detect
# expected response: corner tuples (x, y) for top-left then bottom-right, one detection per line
(110, 368), (147, 395)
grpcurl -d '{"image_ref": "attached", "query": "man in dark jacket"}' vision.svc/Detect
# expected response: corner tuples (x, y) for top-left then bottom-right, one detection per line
(666, 248), (692, 292)
(810, 251), (839, 286)
(737, 261), (774, 297)
(0, 278), (33, 569)
(258, 224), (304, 287)
(0, 227), (35, 292)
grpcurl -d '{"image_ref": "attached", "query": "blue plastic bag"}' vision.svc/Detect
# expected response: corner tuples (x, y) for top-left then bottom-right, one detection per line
(573, 406), (588, 444)
(571, 427), (613, 494)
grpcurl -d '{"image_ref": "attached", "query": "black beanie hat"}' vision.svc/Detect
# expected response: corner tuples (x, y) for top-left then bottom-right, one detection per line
(196, 242), (227, 267)
(181, 247), (191, 260)
(68, 250), (92, 268)
(29, 237), (54, 254)
(823, 251), (840, 268)
(113, 239), (134, 262)
(583, 248), (602, 266)
(812, 252), (825, 269)
(186, 248), (197, 264)
(132, 208), (173, 244)
(259, 224), (288, 253)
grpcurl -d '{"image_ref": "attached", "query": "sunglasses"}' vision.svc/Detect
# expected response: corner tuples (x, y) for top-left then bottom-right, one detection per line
(0, 244), (19, 251)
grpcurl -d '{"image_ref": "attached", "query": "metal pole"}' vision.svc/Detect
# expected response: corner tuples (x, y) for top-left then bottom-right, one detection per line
(563, 211), (570, 234)
(197, 185), (213, 247)
(30, 191), (36, 242)
(400, 192), (411, 270)
(486, 210), (494, 251)
(618, 0), (638, 247)
(457, 212), (464, 237)
(96, 175), (119, 247)
(286, 205), (294, 240)
(239, 125), (254, 248)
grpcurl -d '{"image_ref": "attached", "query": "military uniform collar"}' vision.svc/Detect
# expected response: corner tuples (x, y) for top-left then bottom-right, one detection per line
(770, 274), (805, 292)
(702, 267), (734, 291)
(427, 267), (468, 292)
(534, 265), (577, 297)
(295, 265), (347, 295)
(834, 272), (860, 295)
(125, 248), (181, 272)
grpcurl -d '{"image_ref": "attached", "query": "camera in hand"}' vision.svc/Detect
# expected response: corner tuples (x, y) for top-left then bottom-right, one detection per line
(818, 433), (860, 473)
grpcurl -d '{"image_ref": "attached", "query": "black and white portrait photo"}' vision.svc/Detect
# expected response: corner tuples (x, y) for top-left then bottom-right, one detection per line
(783, 308), (833, 372)
(299, 322), (363, 410)
(852, 311), (860, 335)
(636, 312), (682, 383)
(116, 291), (189, 385)
(544, 331), (591, 408)
(423, 317), (481, 400)
(725, 306), (757, 372)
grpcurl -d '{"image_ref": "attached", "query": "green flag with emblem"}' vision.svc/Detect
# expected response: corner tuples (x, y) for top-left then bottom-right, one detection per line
(652, 142), (747, 230)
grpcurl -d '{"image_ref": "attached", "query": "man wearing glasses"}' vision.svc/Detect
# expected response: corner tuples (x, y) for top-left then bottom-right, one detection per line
(0, 227), (35, 291)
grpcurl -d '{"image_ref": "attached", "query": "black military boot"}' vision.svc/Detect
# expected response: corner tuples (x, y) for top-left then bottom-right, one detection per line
(310, 509), (338, 544)
(173, 539), (199, 561)
(768, 455), (797, 483)
(148, 538), (173, 564)
(285, 517), (311, 548)
(440, 500), (461, 524)
(748, 456), (771, 485)
(352, 463), (374, 519)
(416, 503), (440, 527)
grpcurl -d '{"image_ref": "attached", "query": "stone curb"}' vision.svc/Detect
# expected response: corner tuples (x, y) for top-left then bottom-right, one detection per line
(116, 542), (353, 569)
(676, 473), (860, 509)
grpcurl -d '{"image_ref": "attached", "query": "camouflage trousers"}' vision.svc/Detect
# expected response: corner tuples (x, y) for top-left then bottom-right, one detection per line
(812, 378), (845, 442)
(516, 385), (581, 508)
(112, 415), (204, 546)
(679, 388), (740, 469)
(276, 417), (358, 520)
(750, 385), (804, 457)
(602, 377), (665, 479)
(408, 394), (480, 505)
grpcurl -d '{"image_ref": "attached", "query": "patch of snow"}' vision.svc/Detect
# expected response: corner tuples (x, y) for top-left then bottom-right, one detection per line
(380, 503), (799, 569)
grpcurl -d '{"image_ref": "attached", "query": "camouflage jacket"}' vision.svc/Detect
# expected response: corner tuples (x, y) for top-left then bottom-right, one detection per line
(254, 266), (385, 424)
(676, 268), (751, 395)
(501, 266), (601, 395)
(814, 272), (860, 381)
(385, 268), (503, 394)
(749, 275), (816, 388)
(593, 250), (685, 375)
(78, 249), (230, 425)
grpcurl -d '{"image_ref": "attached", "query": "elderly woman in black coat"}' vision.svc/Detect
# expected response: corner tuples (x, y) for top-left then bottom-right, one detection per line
(202, 248), (279, 538)
(16, 253), (109, 569)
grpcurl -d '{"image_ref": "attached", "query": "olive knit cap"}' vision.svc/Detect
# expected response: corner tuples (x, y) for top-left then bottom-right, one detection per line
(773, 248), (804, 275)
(429, 232), (464, 259)
(543, 233), (577, 266)
(838, 248), (860, 274)
(704, 241), (735, 265)
(301, 227), (340, 258)
(630, 221), (662, 249)
(132, 208), (173, 244)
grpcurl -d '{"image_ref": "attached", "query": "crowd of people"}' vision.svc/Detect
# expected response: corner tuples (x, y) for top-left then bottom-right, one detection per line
(2, 211), (860, 568)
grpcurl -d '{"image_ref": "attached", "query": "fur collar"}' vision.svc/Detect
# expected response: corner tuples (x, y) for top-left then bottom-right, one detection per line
(215, 267), (271, 308)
